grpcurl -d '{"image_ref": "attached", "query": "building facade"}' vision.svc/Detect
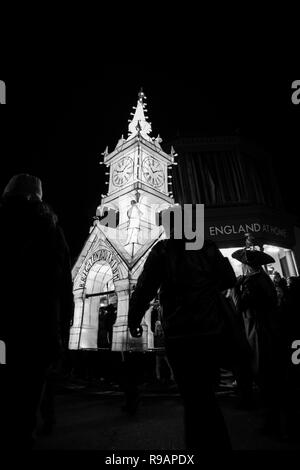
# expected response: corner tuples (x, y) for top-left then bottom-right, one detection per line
(170, 136), (299, 278)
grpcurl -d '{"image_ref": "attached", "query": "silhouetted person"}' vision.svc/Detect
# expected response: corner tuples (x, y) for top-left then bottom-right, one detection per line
(151, 303), (174, 383)
(128, 206), (236, 451)
(273, 272), (288, 308)
(277, 276), (300, 439)
(231, 246), (280, 433)
(220, 289), (253, 409)
(104, 304), (117, 346)
(39, 365), (57, 435)
(119, 351), (141, 415)
(98, 304), (117, 348)
(0, 174), (74, 449)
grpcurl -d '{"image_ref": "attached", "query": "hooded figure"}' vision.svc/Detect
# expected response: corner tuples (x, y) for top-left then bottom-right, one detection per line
(0, 174), (74, 448)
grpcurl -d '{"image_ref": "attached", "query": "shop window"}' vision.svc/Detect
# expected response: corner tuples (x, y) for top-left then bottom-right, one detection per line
(263, 245), (299, 279)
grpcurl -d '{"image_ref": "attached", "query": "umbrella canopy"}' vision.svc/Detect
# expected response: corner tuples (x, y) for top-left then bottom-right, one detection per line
(232, 248), (275, 266)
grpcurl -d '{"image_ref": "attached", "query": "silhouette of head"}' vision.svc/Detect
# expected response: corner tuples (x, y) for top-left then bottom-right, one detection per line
(3, 174), (43, 201)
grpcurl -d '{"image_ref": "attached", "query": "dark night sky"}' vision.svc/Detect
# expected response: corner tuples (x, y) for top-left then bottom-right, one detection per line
(1, 69), (299, 261)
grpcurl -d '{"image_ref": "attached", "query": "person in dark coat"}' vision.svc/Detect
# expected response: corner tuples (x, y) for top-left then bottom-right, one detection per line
(128, 206), (237, 451)
(231, 245), (280, 432)
(0, 174), (74, 448)
(277, 276), (300, 439)
(219, 289), (253, 408)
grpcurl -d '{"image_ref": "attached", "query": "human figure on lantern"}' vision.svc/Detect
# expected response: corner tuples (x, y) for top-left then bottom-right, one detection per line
(128, 204), (237, 451)
(0, 174), (73, 449)
(231, 236), (281, 434)
(125, 200), (143, 246)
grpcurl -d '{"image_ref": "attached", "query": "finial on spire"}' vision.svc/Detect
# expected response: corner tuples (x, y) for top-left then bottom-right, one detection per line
(127, 88), (152, 141)
(138, 88), (145, 103)
(170, 146), (178, 158)
(99, 146), (109, 164)
(101, 146), (109, 157)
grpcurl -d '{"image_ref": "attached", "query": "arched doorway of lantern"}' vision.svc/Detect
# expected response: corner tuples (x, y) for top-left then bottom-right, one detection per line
(72, 261), (116, 351)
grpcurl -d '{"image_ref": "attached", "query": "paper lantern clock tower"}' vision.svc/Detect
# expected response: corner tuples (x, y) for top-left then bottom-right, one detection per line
(69, 89), (176, 351)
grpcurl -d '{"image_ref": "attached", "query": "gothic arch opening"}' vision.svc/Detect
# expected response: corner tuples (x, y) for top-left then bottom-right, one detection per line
(78, 261), (117, 350)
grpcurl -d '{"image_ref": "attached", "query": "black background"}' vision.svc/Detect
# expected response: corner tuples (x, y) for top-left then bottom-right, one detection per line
(1, 70), (299, 261)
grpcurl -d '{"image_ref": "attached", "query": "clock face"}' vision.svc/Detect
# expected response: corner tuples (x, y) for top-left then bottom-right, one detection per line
(112, 156), (133, 187)
(142, 156), (164, 188)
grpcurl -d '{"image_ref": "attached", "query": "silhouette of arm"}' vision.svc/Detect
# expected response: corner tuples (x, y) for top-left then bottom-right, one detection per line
(57, 226), (74, 346)
(128, 241), (165, 330)
(231, 276), (247, 314)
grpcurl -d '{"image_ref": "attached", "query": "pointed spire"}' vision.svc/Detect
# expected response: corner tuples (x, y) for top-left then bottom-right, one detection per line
(170, 146), (178, 158)
(127, 88), (152, 141)
(99, 146), (109, 164)
(101, 146), (109, 157)
(115, 134), (125, 149)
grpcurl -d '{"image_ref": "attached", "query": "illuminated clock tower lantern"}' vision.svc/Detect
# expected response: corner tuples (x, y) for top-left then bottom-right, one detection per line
(69, 89), (176, 352)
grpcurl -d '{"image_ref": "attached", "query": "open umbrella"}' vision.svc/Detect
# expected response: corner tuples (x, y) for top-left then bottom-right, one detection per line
(231, 248), (275, 266)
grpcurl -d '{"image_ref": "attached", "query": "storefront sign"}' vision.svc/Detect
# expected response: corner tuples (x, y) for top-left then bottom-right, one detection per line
(206, 216), (294, 248)
(79, 249), (120, 288)
(208, 222), (287, 239)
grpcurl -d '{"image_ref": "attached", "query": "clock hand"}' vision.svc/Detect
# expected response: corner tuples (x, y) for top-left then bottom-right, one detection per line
(145, 165), (154, 176)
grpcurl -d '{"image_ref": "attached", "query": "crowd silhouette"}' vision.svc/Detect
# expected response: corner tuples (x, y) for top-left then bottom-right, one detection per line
(0, 175), (299, 451)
